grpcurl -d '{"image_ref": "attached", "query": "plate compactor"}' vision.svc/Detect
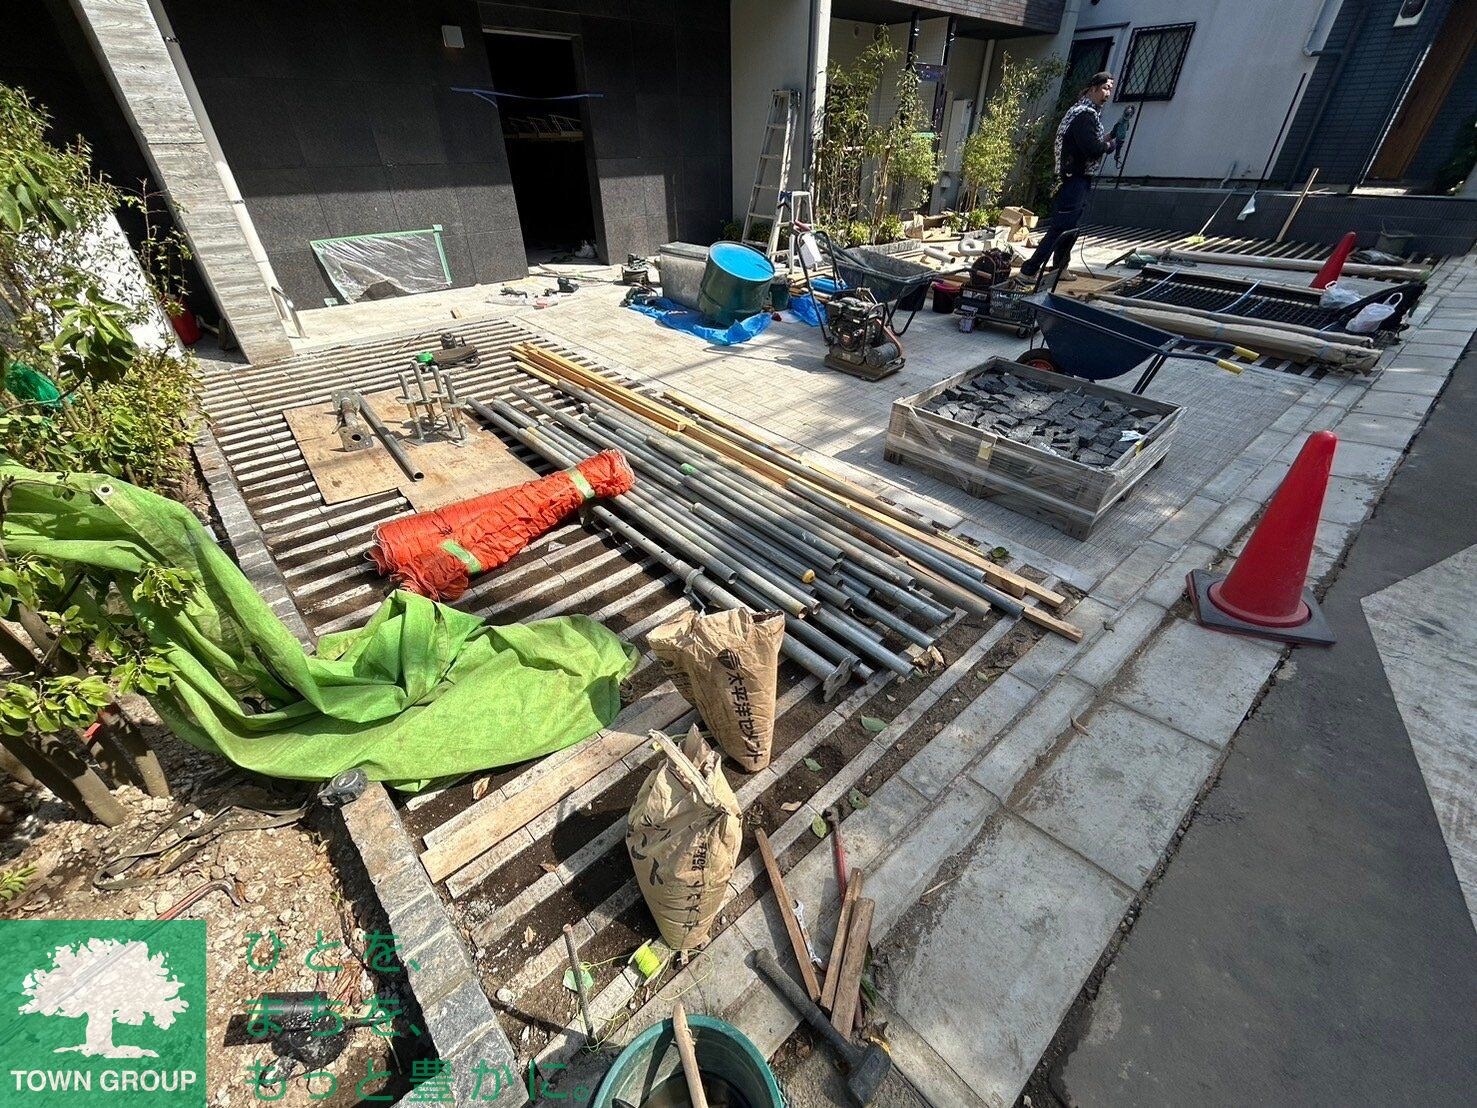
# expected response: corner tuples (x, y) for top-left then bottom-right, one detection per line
(822, 289), (905, 380)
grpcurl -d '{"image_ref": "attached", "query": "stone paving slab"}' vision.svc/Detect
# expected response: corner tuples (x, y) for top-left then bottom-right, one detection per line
(1107, 620), (1282, 743)
(970, 677), (1097, 801)
(1015, 701), (1221, 886)
(1068, 599), (1171, 687)
(1328, 439), (1403, 483)
(882, 813), (1133, 1108)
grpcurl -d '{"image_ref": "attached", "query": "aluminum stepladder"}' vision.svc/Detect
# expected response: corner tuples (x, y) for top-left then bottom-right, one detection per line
(741, 89), (799, 263)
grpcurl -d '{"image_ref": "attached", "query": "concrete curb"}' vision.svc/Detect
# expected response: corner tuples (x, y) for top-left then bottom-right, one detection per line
(341, 784), (525, 1107)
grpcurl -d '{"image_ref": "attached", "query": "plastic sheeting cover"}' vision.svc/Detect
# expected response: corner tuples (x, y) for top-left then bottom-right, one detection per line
(626, 296), (774, 345)
(311, 227), (453, 303)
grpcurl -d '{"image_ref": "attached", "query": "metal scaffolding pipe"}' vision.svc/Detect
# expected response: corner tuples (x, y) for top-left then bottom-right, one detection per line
(791, 485), (1025, 617)
(532, 420), (823, 617)
(356, 396), (424, 482)
(465, 398), (854, 697)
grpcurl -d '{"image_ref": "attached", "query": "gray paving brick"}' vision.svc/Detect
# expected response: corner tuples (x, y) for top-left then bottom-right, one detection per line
(1110, 619), (1280, 745)
(1331, 411), (1423, 450)
(1069, 600), (1170, 688)
(969, 677), (1095, 801)
(883, 813), (1131, 1108)
(1329, 440), (1403, 484)
(899, 673), (1037, 797)
(1016, 701), (1220, 886)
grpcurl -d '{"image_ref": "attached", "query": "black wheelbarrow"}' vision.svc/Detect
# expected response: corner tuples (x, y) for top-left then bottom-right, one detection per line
(799, 230), (940, 335)
(1020, 289), (1259, 394)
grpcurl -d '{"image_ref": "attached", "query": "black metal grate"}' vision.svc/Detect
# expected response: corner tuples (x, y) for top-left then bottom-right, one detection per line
(1117, 23), (1195, 102)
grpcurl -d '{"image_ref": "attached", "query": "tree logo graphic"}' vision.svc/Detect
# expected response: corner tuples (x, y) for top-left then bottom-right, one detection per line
(18, 937), (188, 1058)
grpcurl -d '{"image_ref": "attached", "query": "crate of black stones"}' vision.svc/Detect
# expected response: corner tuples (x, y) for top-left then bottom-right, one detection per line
(885, 357), (1182, 538)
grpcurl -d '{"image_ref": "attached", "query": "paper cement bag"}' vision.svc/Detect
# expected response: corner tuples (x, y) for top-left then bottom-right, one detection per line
(626, 727), (742, 954)
(648, 609), (784, 772)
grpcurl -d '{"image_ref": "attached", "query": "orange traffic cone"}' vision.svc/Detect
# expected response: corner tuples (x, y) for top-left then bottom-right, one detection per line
(1186, 431), (1337, 645)
(1310, 232), (1357, 290)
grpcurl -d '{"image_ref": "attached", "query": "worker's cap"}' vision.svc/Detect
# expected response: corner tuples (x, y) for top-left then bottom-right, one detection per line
(1086, 71), (1114, 88)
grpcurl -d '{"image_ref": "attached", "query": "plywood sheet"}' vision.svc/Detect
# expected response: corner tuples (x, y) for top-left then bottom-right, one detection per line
(283, 389), (537, 512)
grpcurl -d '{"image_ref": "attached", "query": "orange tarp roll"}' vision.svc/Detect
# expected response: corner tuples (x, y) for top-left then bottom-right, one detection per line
(371, 449), (635, 600)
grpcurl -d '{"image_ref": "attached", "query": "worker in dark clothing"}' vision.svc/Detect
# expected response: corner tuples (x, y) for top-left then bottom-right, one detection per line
(1018, 71), (1116, 279)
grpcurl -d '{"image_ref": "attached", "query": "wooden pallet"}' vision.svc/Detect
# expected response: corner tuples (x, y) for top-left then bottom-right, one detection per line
(884, 358), (1182, 539)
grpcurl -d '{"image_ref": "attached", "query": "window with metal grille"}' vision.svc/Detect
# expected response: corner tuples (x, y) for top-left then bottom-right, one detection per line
(1117, 23), (1195, 102)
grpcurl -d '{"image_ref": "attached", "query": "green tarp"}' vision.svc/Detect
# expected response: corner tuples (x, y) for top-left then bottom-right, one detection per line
(0, 463), (638, 791)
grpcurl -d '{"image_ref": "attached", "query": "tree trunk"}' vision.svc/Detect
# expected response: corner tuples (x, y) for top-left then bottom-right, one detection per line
(98, 703), (170, 797)
(0, 733), (127, 826)
(0, 743), (39, 787)
(83, 1010), (117, 1056)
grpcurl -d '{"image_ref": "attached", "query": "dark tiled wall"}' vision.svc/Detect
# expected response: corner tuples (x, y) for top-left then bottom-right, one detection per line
(1272, 0), (1457, 187)
(477, 1), (732, 262)
(162, 0), (524, 309)
(1090, 186), (1477, 256)
(163, 0), (732, 309)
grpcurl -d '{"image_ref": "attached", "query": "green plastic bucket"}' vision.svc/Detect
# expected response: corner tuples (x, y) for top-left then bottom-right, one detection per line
(590, 1014), (784, 1107)
(699, 243), (775, 326)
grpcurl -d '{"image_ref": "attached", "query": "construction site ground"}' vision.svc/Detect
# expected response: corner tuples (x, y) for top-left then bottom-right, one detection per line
(196, 228), (1477, 1106)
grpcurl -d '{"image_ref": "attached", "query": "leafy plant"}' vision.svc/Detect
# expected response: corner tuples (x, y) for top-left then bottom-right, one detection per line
(841, 220), (872, 248)
(875, 214), (905, 243)
(814, 33), (939, 246)
(966, 208), (996, 231)
(0, 85), (199, 822)
(957, 54), (1065, 212)
(0, 863), (36, 903)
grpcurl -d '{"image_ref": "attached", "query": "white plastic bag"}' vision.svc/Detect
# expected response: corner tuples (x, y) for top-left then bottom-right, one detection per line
(1345, 293), (1400, 334)
(1319, 282), (1360, 308)
(798, 232), (823, 269)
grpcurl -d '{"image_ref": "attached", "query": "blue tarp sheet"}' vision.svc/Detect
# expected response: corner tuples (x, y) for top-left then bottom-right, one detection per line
(626, 298), (772, 345)
(788, 293), (823, 327)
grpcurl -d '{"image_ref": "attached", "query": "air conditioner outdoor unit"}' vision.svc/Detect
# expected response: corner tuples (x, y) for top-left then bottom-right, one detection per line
(1393, 0), (1428, 27)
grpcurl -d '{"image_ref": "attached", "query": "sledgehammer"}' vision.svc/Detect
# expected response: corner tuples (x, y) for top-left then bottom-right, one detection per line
(752, 949), (890, 1106)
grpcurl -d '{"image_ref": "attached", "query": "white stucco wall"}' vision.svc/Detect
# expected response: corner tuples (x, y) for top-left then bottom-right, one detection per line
(730, 0), (819, 221)
(1067, 0), (1335, 182)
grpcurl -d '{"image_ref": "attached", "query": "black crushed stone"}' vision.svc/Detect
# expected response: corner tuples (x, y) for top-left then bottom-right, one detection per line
(923, 372), (1162, 467)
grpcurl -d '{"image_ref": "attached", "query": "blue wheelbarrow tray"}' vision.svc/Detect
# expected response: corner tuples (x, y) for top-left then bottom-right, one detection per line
(1025, 290), (1184, 382)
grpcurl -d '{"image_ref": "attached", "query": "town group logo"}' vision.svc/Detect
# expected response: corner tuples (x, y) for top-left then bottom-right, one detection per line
(1, 920), (205, 1105)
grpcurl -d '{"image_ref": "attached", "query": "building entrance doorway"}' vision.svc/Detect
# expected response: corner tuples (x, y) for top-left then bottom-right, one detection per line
(483, 31), (600, 263)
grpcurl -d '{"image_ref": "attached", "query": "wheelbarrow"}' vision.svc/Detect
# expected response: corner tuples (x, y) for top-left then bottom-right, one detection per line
(799, 229), (941, 335)
(1020, 288), (1259, 394)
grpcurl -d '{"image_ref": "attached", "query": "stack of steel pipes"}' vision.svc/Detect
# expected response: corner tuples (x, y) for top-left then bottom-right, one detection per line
(462, 356), (1074, 702)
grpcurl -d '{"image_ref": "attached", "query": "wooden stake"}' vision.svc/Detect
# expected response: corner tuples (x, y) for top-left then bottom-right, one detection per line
(671, 1002), (710, 1108)
(820, 868), (864, 1011)
(829, 897), (874, 1034)
(1277, 168), (1319, 243)
(755, 829), (823, 1001)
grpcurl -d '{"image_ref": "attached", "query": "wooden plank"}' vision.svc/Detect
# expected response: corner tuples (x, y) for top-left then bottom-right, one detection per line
(420, 689), (691, 883)
(820, 868), (864, 1011)
(755, 829), (823, 1002)
(829, 897), (874, 1034)
(284, 388), (538, 512)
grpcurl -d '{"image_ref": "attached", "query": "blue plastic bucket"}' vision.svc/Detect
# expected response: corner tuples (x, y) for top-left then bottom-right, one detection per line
(699, 243), (775, 326)
(590, 1014), (784, 1108)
